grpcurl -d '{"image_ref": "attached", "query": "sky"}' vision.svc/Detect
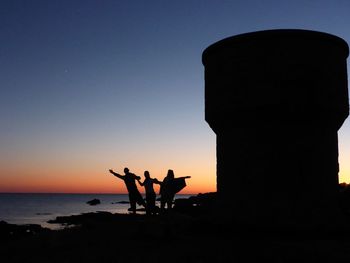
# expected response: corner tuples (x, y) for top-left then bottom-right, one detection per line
(1, 0), (350, 194)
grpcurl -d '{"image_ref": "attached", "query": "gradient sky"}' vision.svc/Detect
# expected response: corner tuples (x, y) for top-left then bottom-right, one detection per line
(1, 0), (350, 194)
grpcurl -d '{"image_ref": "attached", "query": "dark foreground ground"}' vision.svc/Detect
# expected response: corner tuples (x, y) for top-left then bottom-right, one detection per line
(2, 193), (350, 263)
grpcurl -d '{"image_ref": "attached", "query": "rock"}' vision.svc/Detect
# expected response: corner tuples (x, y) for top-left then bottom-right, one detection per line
(86, 199), (101, 206)
(48, 211), (115, 226)
(173, 198), (194, 211)
(0, 221), (50, 241)
(172, 193), (218, 216)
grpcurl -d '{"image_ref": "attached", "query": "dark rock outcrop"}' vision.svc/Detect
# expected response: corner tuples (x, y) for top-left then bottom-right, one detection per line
(0, 220), (50, 242)
(86, 198), (101, 206)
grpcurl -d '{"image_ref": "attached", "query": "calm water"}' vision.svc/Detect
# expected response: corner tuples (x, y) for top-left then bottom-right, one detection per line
(0, 193), (192, 229)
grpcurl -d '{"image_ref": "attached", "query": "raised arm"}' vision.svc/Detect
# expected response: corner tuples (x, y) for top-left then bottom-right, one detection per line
(177, 176), (191, 180)
(109, 169), (124, 180)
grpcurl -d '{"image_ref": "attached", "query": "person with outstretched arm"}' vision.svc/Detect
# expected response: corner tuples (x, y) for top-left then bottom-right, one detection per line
(109, 167), (146, 213)
(160, 169), (191, 211)
(137, 171), (161, 215)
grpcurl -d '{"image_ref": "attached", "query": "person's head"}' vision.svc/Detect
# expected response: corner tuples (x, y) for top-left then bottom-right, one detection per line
(167, 169), (174, 179)
(144, 171), (150, 179)
(124, 167), (129, 174)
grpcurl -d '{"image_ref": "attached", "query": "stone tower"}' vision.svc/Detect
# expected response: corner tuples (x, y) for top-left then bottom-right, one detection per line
(202, 29), (349, 228)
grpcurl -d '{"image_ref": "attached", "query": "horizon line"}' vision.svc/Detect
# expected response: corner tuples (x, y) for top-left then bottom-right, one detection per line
(0, 191), (203, 195)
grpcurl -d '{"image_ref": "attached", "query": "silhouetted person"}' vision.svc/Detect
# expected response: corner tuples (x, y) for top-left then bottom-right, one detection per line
(109, 167), (146, 213)
(160, 169), (191, 211)
(137, 171), (161, 215)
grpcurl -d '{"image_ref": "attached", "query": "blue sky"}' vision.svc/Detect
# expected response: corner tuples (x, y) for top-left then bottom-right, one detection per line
(1, 0), (350, 192)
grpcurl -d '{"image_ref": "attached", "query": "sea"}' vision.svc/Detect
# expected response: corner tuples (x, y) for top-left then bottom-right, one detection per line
(0, 193), (192, 229)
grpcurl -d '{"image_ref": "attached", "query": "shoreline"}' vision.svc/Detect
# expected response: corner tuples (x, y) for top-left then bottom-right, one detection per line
(0, 193), (195, 228)
(3, 211), (350, 262)
(3, 193), (350, 262)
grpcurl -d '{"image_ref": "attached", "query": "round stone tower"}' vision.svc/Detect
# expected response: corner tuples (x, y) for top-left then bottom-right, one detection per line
(202, 29), (349, 228)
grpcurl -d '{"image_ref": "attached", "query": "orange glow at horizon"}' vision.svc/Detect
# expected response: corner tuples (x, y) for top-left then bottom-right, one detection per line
(2, 159), (350, 193)
(0, 163), (216, 194)
(2, 143), (350, 194)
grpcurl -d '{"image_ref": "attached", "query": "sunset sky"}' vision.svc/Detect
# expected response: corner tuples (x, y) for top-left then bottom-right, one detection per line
(1, 0), (350, 194)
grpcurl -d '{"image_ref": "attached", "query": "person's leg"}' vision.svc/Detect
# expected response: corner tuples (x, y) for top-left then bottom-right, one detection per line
(130, 201), (136, 213)
(136, 191), (146, 207)
(128, 193), (136, 213)
(149, 192), (156, 215)
(166, 199), (172, 210)
(145, 194), (151, 215)
(141, 197), (146, 207)
(160, 195), (166, 212)
(168, 195), (175, 209)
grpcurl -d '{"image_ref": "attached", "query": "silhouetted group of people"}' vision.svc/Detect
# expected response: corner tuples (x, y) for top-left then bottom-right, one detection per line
(109, 167), (190, 215)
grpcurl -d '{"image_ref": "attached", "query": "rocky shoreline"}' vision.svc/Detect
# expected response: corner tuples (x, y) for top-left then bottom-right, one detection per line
(2, 193), (350, 262)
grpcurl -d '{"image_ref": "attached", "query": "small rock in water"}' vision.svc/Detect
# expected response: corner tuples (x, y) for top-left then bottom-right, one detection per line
(87, 199), (101, 206)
